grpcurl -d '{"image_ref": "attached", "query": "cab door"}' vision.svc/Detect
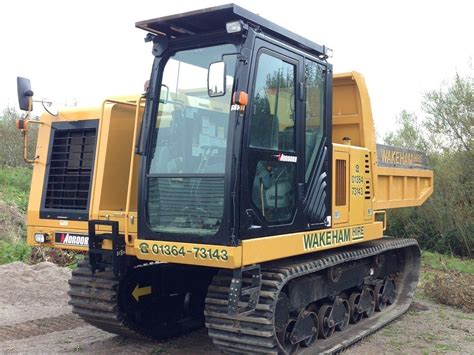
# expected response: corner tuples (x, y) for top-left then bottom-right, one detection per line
(239, 39), (305, 238)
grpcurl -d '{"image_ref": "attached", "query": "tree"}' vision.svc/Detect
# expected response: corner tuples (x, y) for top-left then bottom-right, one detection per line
(384, 70), (473, 257)
(423, 72), (473, 154)
(383, 110), (428, 150)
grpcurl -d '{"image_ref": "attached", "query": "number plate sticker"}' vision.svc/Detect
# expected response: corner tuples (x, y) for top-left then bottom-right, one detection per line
(135, 240), (241, 268)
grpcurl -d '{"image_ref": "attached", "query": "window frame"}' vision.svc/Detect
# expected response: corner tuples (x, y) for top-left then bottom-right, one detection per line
(247, 50), (298, 153)
(246, 47), (300, 153)
(304, 59), (326, 183)
(138, 33), (244, 246)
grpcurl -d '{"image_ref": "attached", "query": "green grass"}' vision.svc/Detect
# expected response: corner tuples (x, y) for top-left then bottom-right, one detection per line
(0, 167), (31, 263)
(433, 343), (460, 352)
(416, 333), (444, 342)
(421, 251), (474, 275)
(67, 253), (85, 269)
(0, 166), (32, 212)
(0, 240), (31, 264)
(456, 313), (474, 321)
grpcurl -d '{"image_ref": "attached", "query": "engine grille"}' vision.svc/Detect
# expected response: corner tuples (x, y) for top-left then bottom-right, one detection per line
(41, 120), (98, 220)
(335, 159), (347, 206)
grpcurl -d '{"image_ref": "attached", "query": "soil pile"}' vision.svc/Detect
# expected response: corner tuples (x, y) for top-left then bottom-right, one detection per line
(0, 261), (72, 326)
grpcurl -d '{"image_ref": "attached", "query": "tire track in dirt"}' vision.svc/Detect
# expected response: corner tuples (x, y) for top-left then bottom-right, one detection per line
(0, 314), (85, 341)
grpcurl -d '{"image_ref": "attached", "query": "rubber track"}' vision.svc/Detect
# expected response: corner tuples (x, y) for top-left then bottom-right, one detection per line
(0, 314), (85, 342)
(68, 260), (146, 339)
(204, 238), (420, 354)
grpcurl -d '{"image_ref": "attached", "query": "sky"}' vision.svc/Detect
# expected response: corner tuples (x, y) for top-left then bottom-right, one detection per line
(1, 0), (472, 138)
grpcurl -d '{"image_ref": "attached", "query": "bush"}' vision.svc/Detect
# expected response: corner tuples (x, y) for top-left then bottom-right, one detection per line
(0, 166), (32, 212)
(424, 271), (474, 312)
(0, 166), (31, 244)
(0, 107), (38, 168)
(384, 70), (473, 257)
(0, 240), (31, 264)
(0, 200), (25, 243)
(30, 247), (85, 268)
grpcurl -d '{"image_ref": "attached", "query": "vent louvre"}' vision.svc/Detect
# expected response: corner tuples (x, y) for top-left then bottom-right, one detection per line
(41, 120), (98, 220)
(335, 159), (346, 206)
(364, 154), (372, 200)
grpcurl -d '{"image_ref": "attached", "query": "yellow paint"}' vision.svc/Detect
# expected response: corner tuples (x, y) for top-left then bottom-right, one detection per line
(132, 284), (152, 302)
(132, 222), (383, 268)
(332, 72), (433, 212)
(25, 73), (433, 272)
(26, 95), (142, 250)
(332, 149), (349, 225)
(374, 166), (433, 209)
(134, 239), (242, 269)
(240, 222), (383, 266)
(331, 143), (374, 228)
(332, 72), (376, 153)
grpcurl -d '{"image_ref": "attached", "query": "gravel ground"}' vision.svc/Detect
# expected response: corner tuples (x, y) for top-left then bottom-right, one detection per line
(0, 262), (472, 354)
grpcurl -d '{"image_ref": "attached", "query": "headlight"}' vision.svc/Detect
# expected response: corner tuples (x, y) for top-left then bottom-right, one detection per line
(226, 20), (243, 34)
(34, 233), (48, 243)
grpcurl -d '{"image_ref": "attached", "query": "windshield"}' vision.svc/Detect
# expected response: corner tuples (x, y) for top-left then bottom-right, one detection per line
(147, 44), (237, 236)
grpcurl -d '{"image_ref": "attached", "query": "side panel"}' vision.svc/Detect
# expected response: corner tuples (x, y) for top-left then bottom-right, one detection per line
(27, 99), (142, 250)
(374, 167), (433, 209)
(27, 109), (101, 243)
(332, 144), (374, 227)
(241, 222), (382, 265)
(374, 144), (433, 209)
(132, 221), (383, 268)
(332, 149), (349, 224)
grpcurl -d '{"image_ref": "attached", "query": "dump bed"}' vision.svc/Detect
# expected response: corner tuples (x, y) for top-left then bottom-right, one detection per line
(332, 72), (433, 211)
(373, 144), (433, 209)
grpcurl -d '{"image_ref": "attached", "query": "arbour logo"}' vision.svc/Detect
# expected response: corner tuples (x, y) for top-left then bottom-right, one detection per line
(274, 153), (297, 163)
(55, 232), (89, 246)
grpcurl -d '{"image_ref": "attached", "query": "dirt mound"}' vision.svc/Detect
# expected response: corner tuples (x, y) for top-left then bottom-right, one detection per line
(0, 261), (72, 326)
(424, 270), (474, 312)
(0, 199), (25, 243)
(0, 261), (71, 302)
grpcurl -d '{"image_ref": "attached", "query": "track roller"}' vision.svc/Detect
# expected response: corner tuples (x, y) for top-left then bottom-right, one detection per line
(205, 238), (421, 354)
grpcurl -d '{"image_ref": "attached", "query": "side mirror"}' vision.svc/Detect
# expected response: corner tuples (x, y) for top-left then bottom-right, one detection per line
(17, 77), (34, 111)
(207, 61), (226, 97)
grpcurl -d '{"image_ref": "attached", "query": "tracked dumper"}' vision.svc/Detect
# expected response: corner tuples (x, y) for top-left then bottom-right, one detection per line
(18, 4), (433, 354)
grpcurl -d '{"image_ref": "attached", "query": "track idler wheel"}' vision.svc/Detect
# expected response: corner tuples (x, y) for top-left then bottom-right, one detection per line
(375, 278), (397, 311)
(294, 305), (319, 347)
(334, 295), (350, 331)
(275, 293), (297, 353)
(364, 288), (376, 318)
(318, 304), (335, 339)
(349, 286), (376, 322)
(301, 304), (319, 347)
(277, 319), (298, 354)
(348, 292), (363, 324)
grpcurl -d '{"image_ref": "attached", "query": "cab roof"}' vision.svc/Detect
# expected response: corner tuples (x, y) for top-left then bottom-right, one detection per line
(136, 4), (328, 58)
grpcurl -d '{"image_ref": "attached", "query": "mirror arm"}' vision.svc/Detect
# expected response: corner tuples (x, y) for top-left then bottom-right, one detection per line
(20, 115), (43, 164)
(22, 130), (37, 164)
